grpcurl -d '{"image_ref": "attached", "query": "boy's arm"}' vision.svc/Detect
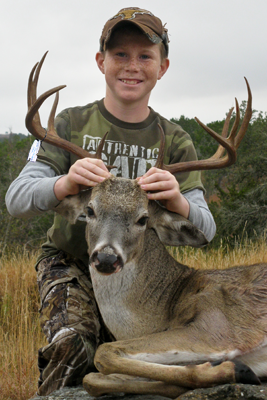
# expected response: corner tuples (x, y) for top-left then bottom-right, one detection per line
(5, 157), (111, 216)
(5, 161), (216, 241)
(184, 189), (216, 242)
(5, 161), (61, 218)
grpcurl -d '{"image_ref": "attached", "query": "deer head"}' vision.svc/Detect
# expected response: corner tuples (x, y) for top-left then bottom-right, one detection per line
(54, 176), (207, 274)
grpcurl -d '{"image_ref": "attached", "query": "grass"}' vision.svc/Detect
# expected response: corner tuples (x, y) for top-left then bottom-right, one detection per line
(0, 250), (46, 400)
(0, 239), (267, 400)
(169, 234), (267, 270)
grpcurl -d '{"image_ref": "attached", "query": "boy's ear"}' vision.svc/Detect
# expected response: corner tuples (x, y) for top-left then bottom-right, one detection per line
(96, 52), (105, 74)
(158, 58), (169, 80)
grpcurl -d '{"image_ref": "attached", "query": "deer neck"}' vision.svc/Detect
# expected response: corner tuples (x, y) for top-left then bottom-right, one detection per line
(89, 228), (193, 340)
(129, 228), (194, 310)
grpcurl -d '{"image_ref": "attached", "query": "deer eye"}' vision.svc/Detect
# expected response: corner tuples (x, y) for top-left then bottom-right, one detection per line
(137, 216), (148, 226)
(86, 206), (95, 217)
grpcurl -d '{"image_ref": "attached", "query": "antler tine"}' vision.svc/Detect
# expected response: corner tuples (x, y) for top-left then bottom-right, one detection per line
(27, 51), (46, 109)
(47, 91), (60, 132)
(210, 105), (236, 160)
(26, 52), (94, 159)
(27, 52), (52, 130)
(27, 62), (40, 127)
(196, 104), (238, 162)
(95, 132), (109, 159)
(160, 78), (252, 174)
(234, 77), (252, 149)
(212, 98), (241, 160)
(154, 124), (165, 169)
(26, 85), (67, 138)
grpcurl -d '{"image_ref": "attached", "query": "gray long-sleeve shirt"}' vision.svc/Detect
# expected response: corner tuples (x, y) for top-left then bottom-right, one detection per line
(5, 161), (216, 242)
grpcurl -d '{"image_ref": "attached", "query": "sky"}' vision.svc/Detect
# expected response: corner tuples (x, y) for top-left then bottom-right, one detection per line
(1, 0), (266, 134)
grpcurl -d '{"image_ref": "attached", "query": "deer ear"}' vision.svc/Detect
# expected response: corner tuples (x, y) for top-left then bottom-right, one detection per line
(53, 189), (92, 224)
(148, 202), (208, 248)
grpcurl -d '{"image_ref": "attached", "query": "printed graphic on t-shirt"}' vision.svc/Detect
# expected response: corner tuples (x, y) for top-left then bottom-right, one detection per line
(83, 135), (159, 178)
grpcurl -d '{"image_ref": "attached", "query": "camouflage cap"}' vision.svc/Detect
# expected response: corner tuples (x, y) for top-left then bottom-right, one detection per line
(100, 7), (169, 56)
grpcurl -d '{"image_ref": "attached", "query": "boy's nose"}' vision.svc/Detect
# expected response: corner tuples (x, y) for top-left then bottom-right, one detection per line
(125, 57), (139, 71)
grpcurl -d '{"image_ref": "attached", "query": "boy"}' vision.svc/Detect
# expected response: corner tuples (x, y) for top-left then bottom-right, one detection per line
(6, 7), (216, 396)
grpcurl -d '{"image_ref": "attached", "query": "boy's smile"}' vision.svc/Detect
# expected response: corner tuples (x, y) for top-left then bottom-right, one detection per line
(96, 29), (169, 122)
(120, 79), (142, 85)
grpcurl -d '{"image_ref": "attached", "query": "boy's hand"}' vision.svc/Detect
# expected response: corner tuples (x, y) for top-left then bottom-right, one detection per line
(137, 167), (190, 218)
(54, 158), (111, 200)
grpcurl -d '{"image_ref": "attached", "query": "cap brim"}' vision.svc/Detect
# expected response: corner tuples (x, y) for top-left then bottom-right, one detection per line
(102, 19), (163, 50)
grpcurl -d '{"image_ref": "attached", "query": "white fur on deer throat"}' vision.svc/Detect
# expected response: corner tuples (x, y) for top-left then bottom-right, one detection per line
(90, 260), (160, 341)
(89, 260), (136, 340)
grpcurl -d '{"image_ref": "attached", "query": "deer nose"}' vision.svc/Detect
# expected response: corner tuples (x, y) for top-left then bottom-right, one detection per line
(91, 252), (123, 275)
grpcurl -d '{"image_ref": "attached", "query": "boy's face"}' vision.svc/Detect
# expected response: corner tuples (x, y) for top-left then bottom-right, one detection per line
(96, 29), (169, 107)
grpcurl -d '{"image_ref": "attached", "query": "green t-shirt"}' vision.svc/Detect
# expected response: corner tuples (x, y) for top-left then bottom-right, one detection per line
(37, 99), (204, 266)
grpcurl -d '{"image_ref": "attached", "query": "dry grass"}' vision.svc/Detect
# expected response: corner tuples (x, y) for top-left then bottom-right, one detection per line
(0, 250), (46, 400)
(0, 239), (267, 400)
(169, 236), (267, 270)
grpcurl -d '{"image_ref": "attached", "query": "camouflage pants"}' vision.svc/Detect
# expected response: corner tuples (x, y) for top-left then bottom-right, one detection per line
(36, 252), (113, 396)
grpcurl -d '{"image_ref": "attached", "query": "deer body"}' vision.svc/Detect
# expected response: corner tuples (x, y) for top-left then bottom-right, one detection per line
(55, 177), (267, 397)
(92, 249), (267, 350)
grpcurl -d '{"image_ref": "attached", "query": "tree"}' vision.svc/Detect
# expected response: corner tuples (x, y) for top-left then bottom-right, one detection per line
(209, 109), (267, 246)
(173, 106), (267, 247)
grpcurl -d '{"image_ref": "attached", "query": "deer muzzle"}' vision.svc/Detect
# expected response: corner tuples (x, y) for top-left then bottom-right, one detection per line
(90, 248), (124, 275)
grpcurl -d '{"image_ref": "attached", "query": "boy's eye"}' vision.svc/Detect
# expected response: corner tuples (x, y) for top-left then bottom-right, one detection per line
(140, 55), (150, 60)
(116, 52), (127, 58)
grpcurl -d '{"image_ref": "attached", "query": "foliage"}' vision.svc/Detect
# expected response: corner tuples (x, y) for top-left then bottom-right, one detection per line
(172, 105), (267, 247)
(210, 109), (267, 246)
(0, 134), (54, 255)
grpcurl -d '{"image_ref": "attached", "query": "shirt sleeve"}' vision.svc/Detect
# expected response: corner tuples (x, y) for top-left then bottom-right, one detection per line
(5, 161), (62, 218)
(183, 189), (216, 242)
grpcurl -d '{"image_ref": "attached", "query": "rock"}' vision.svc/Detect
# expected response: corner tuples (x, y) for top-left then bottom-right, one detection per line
(29, 383), (267, 400)
(178, 383), (267, 399)
(29, 386), (170, 400)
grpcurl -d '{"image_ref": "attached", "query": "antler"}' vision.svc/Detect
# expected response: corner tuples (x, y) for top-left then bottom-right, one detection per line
(25, 52), (106, 159)
(156, 78), (252, 173)
(26, 52), (252, 175)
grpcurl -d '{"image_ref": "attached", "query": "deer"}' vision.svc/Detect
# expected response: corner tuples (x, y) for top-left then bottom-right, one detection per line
(26, 53), (267, 399)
